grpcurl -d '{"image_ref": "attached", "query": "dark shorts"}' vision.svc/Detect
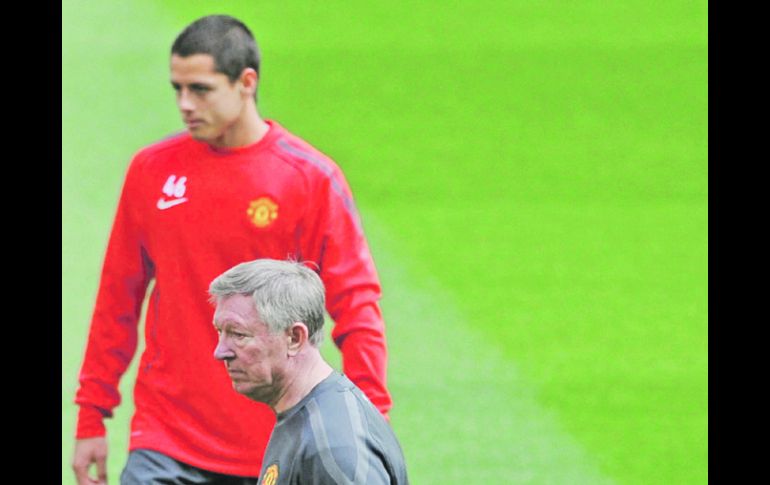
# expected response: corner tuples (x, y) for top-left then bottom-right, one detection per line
(120, 449), (258, 485)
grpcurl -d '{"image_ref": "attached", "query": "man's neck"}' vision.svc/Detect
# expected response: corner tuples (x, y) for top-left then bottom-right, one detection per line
(273, 353), (334, 415)
(210, 105), (270, 149)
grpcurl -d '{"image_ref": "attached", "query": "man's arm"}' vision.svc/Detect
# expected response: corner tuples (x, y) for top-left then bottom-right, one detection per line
(72, 158), (155, 483)
(304, 164), (392, 415)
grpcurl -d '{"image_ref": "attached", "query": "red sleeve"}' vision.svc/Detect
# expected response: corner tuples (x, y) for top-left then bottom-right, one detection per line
(305, 167), (392, 416)
(73, 157), (155, 438)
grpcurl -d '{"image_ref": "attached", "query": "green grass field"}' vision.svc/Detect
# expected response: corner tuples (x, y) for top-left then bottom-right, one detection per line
(62, 1), (708, 483)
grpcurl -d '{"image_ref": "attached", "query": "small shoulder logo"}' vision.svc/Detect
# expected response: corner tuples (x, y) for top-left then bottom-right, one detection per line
(262, 464), (279, 485)
(157, 175), (188, 210)
(247, 197), (279, 228)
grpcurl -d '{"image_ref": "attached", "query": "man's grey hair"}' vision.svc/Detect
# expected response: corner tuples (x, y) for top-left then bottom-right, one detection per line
(209, 259), (326, 346)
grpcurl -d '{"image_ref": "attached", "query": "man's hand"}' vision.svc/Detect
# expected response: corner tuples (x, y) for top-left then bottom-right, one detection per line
(72, 437), (108, 485)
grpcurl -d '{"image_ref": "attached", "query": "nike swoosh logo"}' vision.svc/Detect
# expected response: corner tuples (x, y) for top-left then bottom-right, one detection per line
(157, 197), (189, 210)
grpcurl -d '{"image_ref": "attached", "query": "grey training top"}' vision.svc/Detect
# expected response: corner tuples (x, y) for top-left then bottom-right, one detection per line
(257, 371), (409, 485)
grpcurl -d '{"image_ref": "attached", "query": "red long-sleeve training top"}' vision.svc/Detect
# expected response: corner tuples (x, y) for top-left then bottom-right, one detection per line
(74, 120), (391, 476)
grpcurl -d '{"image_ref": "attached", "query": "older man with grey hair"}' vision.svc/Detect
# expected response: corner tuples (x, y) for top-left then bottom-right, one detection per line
(209, 259), (409, 485)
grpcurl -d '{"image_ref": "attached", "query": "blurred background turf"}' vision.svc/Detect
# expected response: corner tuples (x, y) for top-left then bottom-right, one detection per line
(63, 1), (707, 483)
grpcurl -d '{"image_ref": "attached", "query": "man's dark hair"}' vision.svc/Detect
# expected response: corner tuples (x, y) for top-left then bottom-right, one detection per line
(172, 15), (260, 82)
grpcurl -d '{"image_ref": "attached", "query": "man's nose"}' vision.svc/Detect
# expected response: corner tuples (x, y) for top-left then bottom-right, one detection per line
(214, 337), (235, 361)
(177, 89), (195, 112)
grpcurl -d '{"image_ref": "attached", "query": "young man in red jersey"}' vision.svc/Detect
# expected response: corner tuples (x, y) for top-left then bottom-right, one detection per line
(71, 15), (391, 485)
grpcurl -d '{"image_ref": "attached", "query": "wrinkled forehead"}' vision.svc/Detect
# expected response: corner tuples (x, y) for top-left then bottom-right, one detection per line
(213, 294), (260, 326)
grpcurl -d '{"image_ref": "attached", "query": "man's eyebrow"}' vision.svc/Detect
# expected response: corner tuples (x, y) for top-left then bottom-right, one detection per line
(213, 318), (250, 330)
(169, 81), (213, 88)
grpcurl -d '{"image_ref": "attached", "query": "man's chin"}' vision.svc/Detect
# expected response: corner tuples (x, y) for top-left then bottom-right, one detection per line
(188, 130), (209, 141)
(235, 383), (274, 404)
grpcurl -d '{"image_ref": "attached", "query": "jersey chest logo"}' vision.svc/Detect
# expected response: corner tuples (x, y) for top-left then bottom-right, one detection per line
(247, 196), (279, 228)
(157, 175), (188, 210)
(261, 464), (279, 485)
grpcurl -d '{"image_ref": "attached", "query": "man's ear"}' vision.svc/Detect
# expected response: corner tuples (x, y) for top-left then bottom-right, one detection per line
(238, 67), (258, 96)
(286, 322), (309, 356)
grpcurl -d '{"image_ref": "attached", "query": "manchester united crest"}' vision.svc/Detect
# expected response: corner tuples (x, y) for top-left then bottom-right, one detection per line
(247, 197), (279, 228)
(262, 464), (279, 485)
